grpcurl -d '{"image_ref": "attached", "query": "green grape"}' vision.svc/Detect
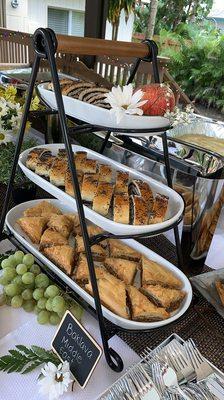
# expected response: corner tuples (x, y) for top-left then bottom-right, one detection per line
(5, 283), (20, 297)
(52, 296), (66, 314)
(70, 303), (83, 321)
(33, 288), (45, 301)
(23, 254), (35, 267)
(25, 283), (35, 290)
(0, 293), (7, 306)
(37, 310), (50, 324)
(12, 275), (23, 286)
(3, 267), (16, 281)
(11, 295), (23, 308)
(44, 285), (60, 299)
(14, 251), (24, 264)
(29, 264), (41, 275)
(1, 258), (12, 269)
(22, 299), (36, 312)
(37, 298), (47, 310)
(5, 295), (11, 306)
(46, 298), (53, 312)
(49, 312), (61, 325)
(8, 255), (17, 267)
(16, 264), (27, 275)
(22, 288), (33, 300)
(34, 305), (41, 315)
(35, 273), (49, 289)
(0, 275), (10, 286)
(22, 272), (35, 285)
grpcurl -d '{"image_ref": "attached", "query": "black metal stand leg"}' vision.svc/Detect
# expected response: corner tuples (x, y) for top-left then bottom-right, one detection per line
(32, 28), (123, 372)
(161, 131), (184, 269)
(0, 55), (40, 239)
(99, 130), (111, 154)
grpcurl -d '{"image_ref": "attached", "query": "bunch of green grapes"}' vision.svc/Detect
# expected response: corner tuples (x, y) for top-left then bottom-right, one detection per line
(0, 251), (83, 325)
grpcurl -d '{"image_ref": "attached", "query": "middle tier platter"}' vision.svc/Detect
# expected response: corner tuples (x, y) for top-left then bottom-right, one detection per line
(6, 199), (192, 331)
(18, 144), (184, 236)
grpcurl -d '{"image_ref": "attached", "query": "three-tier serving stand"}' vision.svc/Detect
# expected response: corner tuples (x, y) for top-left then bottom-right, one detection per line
(0, 28), (184, 372)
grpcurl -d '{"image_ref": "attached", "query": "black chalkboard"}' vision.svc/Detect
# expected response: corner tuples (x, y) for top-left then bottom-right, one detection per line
(51, 311), (102, 388)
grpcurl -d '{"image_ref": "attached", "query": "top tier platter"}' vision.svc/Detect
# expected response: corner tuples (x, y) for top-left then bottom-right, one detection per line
(37, 82), (170, 131)
(18, 144), (184, 236)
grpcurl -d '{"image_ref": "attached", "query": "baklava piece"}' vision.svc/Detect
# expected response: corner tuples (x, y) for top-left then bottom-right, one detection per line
(64, 213), (80, 233)
(49, 158), (67, 187)
(150, 193), (169, 224)
(113, 194), (130, 224)
(108, 239), (141, 262)
(26, 148), (50, 171)
(40, 228), (68, 250)
(130, 180), (154, 212)
(104, 257), (137, 285)
(43, 245), (75, 275)
(73, 254), (106, 284)
(64, 169), (83, 197)
(98, 164), (113, 183)
(127, 286), (170, 322)
(48, 215), (73, 239)
(87, 225), (107, 248)
(115, 171), (129, 194)
(215, 280), (224, 306)
(141, 256), (183, 289)
(85, 273), (129, 319)
(75, 235), (106, 261)
(17, 216), (48, 244)
(81, 174), (99, 202)
(23, 200), (62, 217)
(140, 285), (186, 312)
(92, 182), (114, 216)
(130, 195), (149, 225)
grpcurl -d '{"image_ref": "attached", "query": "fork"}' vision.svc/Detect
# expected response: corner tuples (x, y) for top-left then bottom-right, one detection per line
(164, 340), (196, 382)
(184, 339), (214, 381)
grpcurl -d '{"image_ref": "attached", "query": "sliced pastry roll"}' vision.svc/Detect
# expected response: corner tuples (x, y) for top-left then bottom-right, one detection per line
(17, 216), (48, 244)
(35, 154), (56, 177)
(74, 151), (87, 171)
(48, 215), (73, 239)
(23, 201), (62, 217)
(79, 158), (98, 174)
(130, 195), (148, 225)
(43, 245), (75, 275)
(115, 171), (129, 194)
(81, 174), (99, 202)
(113, 194), (130, 224)
(64, 169), (83, 197)
(63, 82), (94, 97)
(141, 257), (183, 289)
(108, 239), (141, 262)
(104, 257), (137, 285)
(127, 286), (170, 321)
(85, 272), (129, 319)
(215, 280), (224, 306)
(40, 228), (68, 250)
(130, 180), (154, 212)
(150, 193), (169, 224)
(98, 164), (113, 183)
(49, 158), (67, 187)
(75, 235), (106, 261)
(92, 182), (114, 216)
(26, 148), (50, 171)
(140, 285), (186, 312)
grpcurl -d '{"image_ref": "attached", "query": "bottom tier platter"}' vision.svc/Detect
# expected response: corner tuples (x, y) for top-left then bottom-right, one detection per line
(6, 199), (192, 331)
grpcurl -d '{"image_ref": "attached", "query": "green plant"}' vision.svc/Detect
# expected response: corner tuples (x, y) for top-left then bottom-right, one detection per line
(0, 138), (37, 185)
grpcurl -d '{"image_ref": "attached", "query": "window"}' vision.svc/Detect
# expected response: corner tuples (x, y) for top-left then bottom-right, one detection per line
(48, 8), (85, 37)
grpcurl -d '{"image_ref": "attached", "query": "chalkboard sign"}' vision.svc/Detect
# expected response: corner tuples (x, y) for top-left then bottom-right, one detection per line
(51, 311), (102, 388)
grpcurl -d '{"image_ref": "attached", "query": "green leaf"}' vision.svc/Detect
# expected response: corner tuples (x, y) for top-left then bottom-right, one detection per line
(22, 360), (43, 374)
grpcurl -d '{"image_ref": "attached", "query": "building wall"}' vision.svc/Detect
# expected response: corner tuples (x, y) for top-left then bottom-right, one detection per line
(105, 9), (134, 42)
(6, 0), (85, 33)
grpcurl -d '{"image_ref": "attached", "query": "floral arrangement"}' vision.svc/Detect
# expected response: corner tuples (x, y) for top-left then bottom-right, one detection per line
(105, 83), (194, 125)
(0, 85), (40, 144)
(0, 345), (73, 400)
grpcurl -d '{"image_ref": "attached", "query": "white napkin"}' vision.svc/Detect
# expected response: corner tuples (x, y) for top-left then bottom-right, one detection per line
(206, 207), (224, 270)
(0, 307), (140, 400)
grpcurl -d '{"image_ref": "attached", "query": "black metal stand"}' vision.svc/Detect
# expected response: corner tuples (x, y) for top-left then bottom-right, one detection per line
(0, 30), (184, 372)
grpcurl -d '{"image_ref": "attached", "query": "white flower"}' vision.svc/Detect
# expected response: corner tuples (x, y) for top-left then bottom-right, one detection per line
(164, 105), (195, 127)
(38, 361), (73, 400)
(105, 84), (147, 124)
(0, 132), (13, 144)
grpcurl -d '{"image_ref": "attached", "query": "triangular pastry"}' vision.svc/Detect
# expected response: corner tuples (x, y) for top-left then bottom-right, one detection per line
(47, 215), (73, 238)
(43, 245), (75, 275)
(104, 257), (137, 285)
(40, 228), (68, 250)
(75, 236), (106, 261)
(73, 254), (106, 284)
(85, 273), (129, 319)
(140, 285), (186, 312)
(141, 257), (183, 289)
(17, 216), (48, 244)
(23, 201), (62, 217)
(108, 239), (141, 262)
(127, 286), (170, 321)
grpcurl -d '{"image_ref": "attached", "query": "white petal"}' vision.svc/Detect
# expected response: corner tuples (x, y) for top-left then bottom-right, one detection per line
(131, 89), (144, 104)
